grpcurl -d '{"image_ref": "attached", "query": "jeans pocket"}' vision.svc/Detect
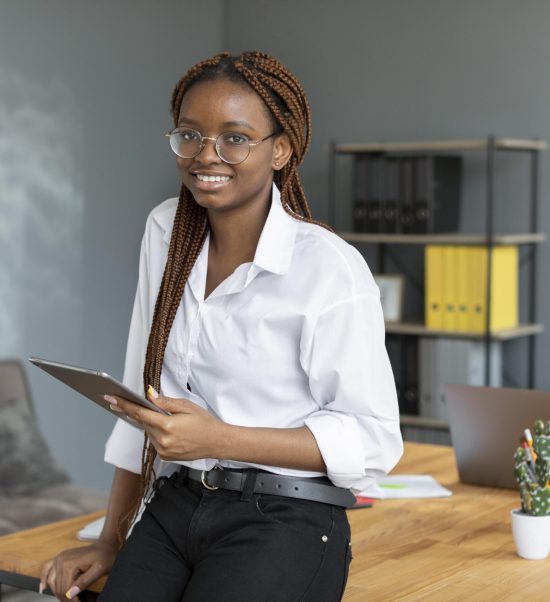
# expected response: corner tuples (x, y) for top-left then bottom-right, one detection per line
(255, 494), (335, 540)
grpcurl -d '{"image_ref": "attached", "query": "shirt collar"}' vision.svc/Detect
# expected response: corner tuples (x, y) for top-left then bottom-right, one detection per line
(154, 183), (299, 276)
(252, 183), (298, 276)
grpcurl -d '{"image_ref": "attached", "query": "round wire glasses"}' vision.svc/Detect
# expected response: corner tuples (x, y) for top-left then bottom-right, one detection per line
(165, 127), (279, 165)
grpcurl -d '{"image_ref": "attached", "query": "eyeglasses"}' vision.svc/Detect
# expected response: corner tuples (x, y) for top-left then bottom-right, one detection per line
(165, 127), (280, 165)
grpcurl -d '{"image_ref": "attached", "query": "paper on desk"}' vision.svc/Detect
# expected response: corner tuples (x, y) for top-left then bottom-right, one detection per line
(359, 475), (452, 499)
(77, 516), (105, 541)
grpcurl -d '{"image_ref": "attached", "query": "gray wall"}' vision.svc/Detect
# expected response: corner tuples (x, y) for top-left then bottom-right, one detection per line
(223, 0), (550, 391)
(0, 0), (222, 489)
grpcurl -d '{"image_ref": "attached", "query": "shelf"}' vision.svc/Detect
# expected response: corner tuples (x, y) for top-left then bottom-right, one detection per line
(334, 138), (548, 154)
(385, 322), (545, 341)
(400, 414), (449, 430)
(338, 232), (547, 245)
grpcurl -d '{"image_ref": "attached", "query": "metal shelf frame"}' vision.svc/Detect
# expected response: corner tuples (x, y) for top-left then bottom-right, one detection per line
(329, 135), (545, 389)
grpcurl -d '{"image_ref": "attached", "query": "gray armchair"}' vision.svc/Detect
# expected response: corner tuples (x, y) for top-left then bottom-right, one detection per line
(0, 358), (109, 535)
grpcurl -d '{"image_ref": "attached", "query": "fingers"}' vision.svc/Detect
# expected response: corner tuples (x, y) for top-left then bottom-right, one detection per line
(54, 555), (80, 600)
(39, 559), (53, 594)
(64, 561), (106, 600)
(148, 393), (192, 415)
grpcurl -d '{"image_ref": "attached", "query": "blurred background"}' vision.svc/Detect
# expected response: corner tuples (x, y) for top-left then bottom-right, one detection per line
(1, 0), (549, 490)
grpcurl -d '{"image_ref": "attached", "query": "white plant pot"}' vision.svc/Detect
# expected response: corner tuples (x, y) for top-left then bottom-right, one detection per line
(511, 509), (550, 560)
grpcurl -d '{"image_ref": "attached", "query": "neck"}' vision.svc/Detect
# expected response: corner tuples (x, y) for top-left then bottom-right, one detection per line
(207, 193), (272, 262)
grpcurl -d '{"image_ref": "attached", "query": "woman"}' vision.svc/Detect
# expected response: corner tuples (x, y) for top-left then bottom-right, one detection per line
(41, 51), (403, 601)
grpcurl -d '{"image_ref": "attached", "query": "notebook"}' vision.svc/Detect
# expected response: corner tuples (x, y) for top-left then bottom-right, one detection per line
(445, 384), (550, 489)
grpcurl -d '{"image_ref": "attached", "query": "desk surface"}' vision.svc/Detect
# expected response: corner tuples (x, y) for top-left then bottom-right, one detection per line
(0, 443), (546, 600)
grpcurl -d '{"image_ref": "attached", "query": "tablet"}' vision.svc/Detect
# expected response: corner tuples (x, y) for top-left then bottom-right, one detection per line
(29, 357), (169, 426)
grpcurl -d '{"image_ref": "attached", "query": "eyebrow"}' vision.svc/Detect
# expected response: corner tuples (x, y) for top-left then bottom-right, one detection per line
(178, 117), (257, 131)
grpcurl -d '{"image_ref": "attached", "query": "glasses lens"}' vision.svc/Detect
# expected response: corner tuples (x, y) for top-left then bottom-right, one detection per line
(169, 128), (202, 158)
(217, 132), (250, 164)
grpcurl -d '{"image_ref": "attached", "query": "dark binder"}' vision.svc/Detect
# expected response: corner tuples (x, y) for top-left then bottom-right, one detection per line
(399, 158), (415, 233)
(386, 335), (419, 416)
(381, 157), (399, 234)
(352, 154), (382, 232)
(400, 155), (462, 234)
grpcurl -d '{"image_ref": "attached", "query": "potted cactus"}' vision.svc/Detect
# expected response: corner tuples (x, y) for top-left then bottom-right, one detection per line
(511, 420), (550, 559)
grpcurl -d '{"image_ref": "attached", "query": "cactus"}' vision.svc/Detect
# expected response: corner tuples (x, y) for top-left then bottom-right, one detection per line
(514, 420), (550, 516)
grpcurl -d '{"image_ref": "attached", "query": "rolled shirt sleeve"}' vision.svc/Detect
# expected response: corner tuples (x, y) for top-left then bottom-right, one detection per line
(303, 293), (403, 493)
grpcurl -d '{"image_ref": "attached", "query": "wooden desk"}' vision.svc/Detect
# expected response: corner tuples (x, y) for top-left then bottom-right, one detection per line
(0, 443), (545, 600)
(344, 443), (546, 601)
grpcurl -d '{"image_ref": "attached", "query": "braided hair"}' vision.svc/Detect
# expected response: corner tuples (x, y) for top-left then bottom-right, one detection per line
(119, 51), (331, 542)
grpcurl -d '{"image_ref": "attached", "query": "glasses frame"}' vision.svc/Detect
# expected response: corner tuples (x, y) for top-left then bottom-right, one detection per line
(165, 128), (280, 164)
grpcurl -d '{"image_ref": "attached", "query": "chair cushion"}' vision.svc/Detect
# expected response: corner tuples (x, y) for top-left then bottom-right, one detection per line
(0, 397), (69, 495)
(0, 484), (109, 535)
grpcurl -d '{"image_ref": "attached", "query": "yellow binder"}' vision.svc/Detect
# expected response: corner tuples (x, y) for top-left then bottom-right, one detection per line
(466, 245), (518, 333)
(455, 246), (469, 332)
(442, 246), (457, 331)
(425, 246), (444, 329)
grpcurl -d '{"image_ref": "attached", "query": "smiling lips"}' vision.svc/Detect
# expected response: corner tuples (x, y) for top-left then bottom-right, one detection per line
(195, 173), (232, 183)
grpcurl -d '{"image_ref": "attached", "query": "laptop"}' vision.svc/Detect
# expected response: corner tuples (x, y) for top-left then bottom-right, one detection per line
(445, 385), (550, 489)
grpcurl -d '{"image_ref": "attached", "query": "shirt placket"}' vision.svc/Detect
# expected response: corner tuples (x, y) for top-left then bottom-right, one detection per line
(186, 299), (208, 382)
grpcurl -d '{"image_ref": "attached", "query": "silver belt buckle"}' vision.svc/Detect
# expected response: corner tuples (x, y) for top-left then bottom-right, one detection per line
(201, 468), (219, 490)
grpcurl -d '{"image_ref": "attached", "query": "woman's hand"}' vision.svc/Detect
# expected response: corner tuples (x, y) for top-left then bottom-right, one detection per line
(106, 390), (227, 461)
(40, 541), (117, 600)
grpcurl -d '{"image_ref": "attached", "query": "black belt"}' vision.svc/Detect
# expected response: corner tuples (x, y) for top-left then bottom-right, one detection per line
(184, 466), (356, 508)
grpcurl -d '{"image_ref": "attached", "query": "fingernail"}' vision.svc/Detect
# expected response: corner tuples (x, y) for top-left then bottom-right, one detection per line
(147, 385), (159, 399)
(110, 404), (123, 413)
(66, 585), (81, 599)
(38, 582), (44, 594)
(104, 394), (117, 404)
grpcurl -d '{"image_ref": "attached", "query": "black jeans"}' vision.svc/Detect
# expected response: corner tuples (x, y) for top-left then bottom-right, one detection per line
(99, 469), (352, 601)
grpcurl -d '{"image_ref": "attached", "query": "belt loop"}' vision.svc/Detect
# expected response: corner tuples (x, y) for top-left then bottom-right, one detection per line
(240, 469), (259, 502)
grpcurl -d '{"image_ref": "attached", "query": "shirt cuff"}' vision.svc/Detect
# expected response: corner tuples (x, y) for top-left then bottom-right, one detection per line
(104, 418), (145, 474)
(305, 410), (403, 493)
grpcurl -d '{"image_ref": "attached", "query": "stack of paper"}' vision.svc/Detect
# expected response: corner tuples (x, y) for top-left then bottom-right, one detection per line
(359, 475), (452, 499)
(77, 516), (105, 541)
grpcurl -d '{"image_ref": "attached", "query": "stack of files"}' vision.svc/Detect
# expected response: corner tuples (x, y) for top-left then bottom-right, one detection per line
(425, 245), (518, 333)
(358, 475), (452, 499)
(418, 337), (502, 421)
(352, 155), (461, 234)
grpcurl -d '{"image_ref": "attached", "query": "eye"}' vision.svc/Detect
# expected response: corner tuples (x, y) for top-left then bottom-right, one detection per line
(178, 128), (201, 142)
(222, 132), (249, 146)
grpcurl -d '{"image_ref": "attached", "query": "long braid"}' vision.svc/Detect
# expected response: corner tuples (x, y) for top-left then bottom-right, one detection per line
(118, 51), (330, 543)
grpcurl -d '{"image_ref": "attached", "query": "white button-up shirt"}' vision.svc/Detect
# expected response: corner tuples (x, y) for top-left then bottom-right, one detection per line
(104, 184), (403, 492)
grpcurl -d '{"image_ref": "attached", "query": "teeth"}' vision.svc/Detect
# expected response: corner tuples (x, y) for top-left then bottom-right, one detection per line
(196, 174), (231, 182)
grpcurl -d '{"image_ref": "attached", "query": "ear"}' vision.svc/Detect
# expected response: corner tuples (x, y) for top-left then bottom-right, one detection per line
(271, 133), (293, 171)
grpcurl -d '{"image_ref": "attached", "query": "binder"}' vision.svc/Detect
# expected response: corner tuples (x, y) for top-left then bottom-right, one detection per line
(408, 156), (462, 234)
(380, 157), (397, 233)
(455, 246), (469, 332)
(425, 245), (444, 329)
(441, 246), (458, 331)
(428, 157), (462, 233)
(466, 246), (518, 333)
(400, 158), (415, 234)
(352, 155), (380, 232)
(386, 335), (419, 416)
(468, 246), (486, 332)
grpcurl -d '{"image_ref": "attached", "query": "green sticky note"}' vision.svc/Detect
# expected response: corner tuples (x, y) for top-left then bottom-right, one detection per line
(379, 483), (407, 489)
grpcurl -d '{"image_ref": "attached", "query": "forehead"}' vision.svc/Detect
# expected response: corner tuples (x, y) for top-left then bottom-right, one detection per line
(178, 78), (272, 130)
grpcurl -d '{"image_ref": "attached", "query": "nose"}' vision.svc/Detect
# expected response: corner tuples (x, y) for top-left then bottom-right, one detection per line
(196, 136), (221, 163)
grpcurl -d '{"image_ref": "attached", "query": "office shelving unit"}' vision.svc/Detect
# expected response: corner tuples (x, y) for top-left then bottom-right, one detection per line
(329, 136), (547, 432)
